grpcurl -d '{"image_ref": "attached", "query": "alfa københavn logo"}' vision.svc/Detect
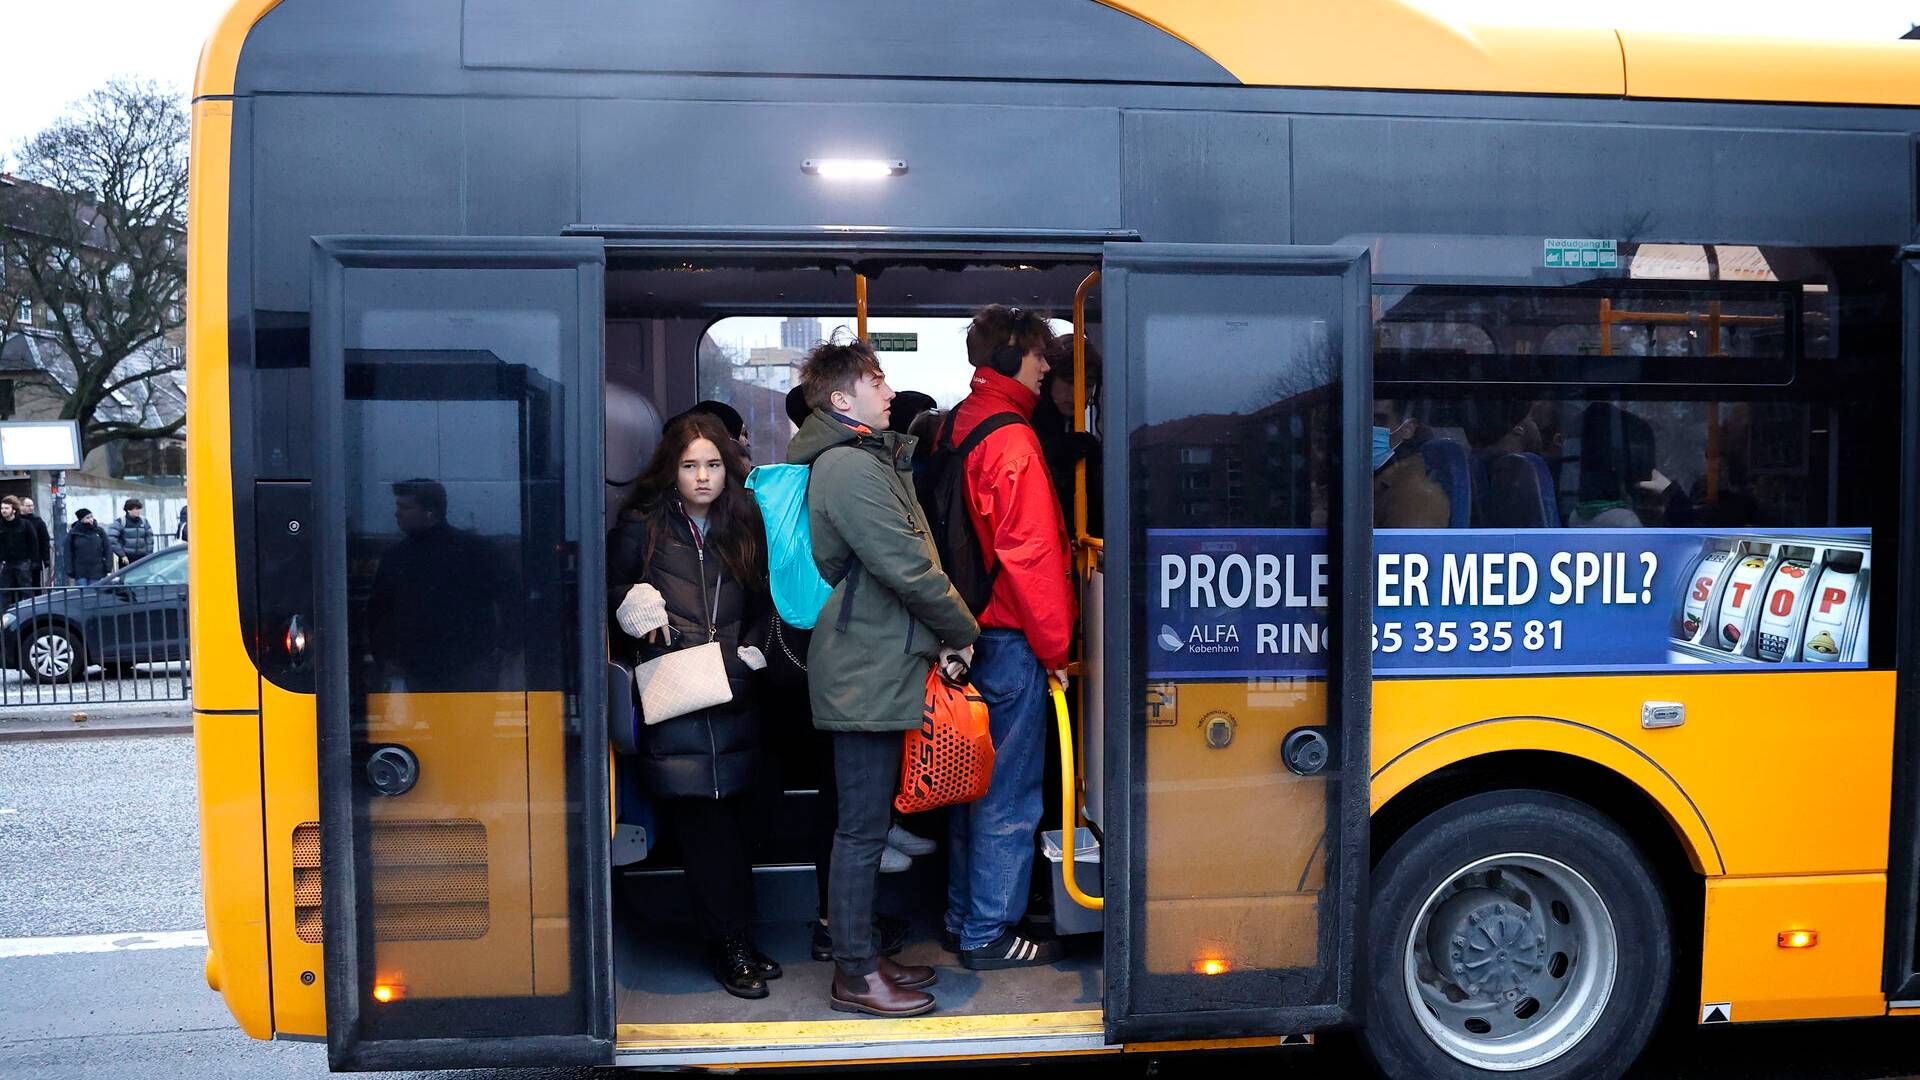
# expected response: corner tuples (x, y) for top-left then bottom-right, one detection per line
(1159, 623), (1241, 655)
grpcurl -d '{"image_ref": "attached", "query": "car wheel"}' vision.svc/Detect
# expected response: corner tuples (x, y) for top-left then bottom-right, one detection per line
(1362, 790), (1672, 1080)
(24, 623), (82, 683)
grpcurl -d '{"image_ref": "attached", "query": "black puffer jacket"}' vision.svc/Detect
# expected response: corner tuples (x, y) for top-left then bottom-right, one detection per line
(0, 515), (36, 565)
(609, 503), (769, 800)
(65, 521), (112, 581)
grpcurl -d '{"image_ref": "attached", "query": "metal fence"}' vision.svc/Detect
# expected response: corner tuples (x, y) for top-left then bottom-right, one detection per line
(0, 582), (190, 707)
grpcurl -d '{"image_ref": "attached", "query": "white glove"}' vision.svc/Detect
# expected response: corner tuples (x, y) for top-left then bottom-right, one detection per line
(939, 644), (975, 682)
(616, 583), (668, 639)
(736, 645), (768, 671)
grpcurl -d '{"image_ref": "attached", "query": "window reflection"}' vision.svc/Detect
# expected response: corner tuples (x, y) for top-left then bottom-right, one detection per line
(365, 478), (515, 692)
(1372, 280), (1883, 534)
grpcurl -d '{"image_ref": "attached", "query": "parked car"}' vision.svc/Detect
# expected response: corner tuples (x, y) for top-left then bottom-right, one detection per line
(1, 545), (188, 682)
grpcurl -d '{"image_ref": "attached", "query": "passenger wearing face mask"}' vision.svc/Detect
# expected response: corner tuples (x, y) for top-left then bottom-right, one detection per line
(1372, 402), (1451, 529)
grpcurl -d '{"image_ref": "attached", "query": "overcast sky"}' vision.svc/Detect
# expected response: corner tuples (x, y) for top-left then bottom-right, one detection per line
(2, 0), (1917, 168)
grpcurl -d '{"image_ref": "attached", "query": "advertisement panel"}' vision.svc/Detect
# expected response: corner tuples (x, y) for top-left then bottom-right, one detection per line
(1147, 528), (1870, 679)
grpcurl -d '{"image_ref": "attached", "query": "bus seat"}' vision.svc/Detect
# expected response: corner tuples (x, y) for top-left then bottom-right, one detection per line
(607, 658), (654, 864)
(1482, 452), (1560, 529)
(1419, 438), (1474, 529)
(612, 755), (654, 866)
(609, 659), (641, 755)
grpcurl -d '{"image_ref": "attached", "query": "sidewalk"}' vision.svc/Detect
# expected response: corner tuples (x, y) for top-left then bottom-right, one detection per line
(0, 700), (192, 741)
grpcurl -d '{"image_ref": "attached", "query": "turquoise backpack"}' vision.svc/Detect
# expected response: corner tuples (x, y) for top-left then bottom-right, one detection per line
(745, 463), (833, 629)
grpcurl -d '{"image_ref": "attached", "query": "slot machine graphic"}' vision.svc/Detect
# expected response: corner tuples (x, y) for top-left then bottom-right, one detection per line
(1756, 560), (1813, 662)
(1680, 550), (1730, 640)
(1716, 555), (1771, 650)
(1801, 565), (1862, 663)
(1669, 533), (1870, 666)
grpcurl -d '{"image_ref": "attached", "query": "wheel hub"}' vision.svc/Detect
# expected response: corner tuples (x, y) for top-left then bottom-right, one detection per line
(1426, 889), (1548, 1000)
(1402, 852), (1620, 1071)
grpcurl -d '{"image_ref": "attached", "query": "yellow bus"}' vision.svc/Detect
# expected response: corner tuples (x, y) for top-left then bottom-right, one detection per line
(187, 1), (1920, 1075)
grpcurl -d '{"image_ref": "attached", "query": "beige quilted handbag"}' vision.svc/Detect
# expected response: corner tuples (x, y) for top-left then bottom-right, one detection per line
(633, 640), (733, 725)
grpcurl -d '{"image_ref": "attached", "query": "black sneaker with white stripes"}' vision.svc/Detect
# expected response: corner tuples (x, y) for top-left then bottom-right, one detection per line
(958, 928), (1064, 970)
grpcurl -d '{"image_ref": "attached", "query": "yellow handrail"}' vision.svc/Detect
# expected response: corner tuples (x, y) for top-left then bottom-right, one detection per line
(855, 273), (869, 342)
(1050, 677), (1102, 911)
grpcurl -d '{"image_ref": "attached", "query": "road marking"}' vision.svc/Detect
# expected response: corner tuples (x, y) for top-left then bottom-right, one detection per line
(0, 929), (207, 959)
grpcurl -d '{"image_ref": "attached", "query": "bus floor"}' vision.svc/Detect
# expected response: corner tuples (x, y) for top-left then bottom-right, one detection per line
(613, 860), (1102, 1028)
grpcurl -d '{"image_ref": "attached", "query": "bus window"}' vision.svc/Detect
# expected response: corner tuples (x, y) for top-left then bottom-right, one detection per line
(699, 316), (1074, 464)
(1371, 274), (1896, 671)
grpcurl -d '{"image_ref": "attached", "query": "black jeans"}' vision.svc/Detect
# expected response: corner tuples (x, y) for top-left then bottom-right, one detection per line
(662, 795), (755, 944)
(808, 726), (836, 920)
(0, 563), (32, 600)
(829, 730), (902, 976)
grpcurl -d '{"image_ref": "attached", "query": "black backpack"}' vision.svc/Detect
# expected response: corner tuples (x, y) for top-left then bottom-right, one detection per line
(921, 410), (1026, 615)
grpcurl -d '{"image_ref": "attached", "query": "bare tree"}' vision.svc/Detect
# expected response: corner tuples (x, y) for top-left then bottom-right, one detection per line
(1, 79), (188, 456)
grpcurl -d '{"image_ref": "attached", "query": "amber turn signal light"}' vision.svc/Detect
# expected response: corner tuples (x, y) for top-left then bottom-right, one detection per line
(1778, 930), (1818, 949)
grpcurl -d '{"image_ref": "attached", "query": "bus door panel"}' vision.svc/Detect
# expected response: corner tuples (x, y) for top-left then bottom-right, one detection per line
(1101, 243), (1372, 1042)
(310, 237), (611, 1069)
(1886, 247), (1920, 1004)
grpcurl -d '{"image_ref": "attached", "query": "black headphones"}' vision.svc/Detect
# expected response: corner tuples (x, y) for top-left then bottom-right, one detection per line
(989, 306), (1028, 377)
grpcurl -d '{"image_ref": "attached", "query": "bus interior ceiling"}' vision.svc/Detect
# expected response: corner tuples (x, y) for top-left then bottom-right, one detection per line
(602, 252), (1105, 1031)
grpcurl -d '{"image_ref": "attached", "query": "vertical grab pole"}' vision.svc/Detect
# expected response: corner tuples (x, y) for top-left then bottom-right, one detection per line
(856, 274), (869, 343)
(1069, 270), (1100, 826)
(1071, 270), (1099, 565)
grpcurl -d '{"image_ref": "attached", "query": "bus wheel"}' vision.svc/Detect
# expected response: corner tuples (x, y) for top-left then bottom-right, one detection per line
(1362, 790), (1671, 1080)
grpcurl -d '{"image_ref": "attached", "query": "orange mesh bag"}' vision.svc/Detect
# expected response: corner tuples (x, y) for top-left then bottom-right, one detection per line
(895, 665), (994, 814)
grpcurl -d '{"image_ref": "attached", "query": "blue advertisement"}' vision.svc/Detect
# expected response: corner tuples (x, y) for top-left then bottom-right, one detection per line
(1147, 528), (1872, 679)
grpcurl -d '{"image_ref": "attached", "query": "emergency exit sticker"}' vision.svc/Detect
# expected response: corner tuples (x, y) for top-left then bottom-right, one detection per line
(1544, 238), (1618, 269)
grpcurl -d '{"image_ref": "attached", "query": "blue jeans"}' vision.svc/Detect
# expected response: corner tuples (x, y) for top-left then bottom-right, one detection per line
(946, 628), (1049, 951)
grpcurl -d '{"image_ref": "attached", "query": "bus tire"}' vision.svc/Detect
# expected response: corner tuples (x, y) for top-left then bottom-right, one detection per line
(1361, 790), (1671, 1080)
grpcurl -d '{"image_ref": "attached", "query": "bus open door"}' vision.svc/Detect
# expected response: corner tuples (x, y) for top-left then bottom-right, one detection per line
(1098, 243), (1374, 1043)
(308, 237), (615, 1069)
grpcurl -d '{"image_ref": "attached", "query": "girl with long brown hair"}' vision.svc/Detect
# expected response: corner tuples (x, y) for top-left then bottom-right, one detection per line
(609, 411), (776, 999)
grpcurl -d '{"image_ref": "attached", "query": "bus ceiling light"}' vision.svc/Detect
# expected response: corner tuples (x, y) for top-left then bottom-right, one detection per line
(1778, 929), (1818, 949)
(802, 158), (906, 180)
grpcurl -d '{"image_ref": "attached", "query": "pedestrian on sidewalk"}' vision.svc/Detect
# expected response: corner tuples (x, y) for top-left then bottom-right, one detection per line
(0, 497), (39, 604)
(66, 510), (112, 585)
(108, 498), (155, 569)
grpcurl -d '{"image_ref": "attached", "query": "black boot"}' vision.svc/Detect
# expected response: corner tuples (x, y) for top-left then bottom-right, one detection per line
(712, 937), (770, 999)
(749, 941), (783, 980)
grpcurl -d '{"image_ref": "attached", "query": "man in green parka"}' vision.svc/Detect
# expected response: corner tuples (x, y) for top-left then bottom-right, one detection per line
(788, 338), (979, 1018)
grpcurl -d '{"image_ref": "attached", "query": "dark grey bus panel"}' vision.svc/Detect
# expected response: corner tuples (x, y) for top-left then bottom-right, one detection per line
(1290, 117), (1909, 246)
(461, 0), (1236, 83)
(578, 101), (1123, 232)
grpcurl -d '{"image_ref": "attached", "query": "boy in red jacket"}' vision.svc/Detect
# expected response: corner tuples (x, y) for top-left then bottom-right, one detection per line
(943, 305), (1078, 969)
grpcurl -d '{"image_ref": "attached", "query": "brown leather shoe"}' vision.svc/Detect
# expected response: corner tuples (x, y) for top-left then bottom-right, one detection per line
(877, 954), (938, 990)
(830, 969), (936, 1017)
